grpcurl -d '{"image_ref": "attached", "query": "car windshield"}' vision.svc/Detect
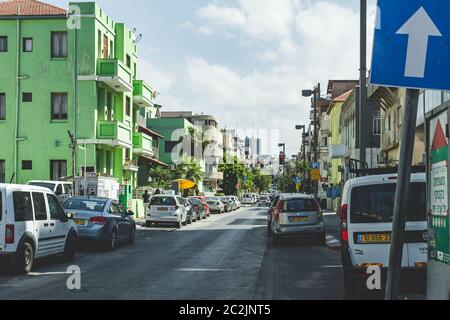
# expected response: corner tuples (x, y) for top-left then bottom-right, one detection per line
(150, 197), (176, 206)
(207, 200), (218, 204)
(261, 196), (269, 200)
(63, 198), (106, 212)
(350, 182), (426, 223)
(29, 182), (56, 191)
(283, 198), (319, 212)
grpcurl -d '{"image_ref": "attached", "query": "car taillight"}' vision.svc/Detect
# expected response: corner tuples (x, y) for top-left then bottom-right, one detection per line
(89, 216), (107, 225)
(341, 204), (348, 242)
(5, 225), (14, 244)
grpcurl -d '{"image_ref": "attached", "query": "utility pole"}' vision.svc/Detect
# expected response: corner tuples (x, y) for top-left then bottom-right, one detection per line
(385, 89), (420, 300)
(359, 0), (367, 165)
(313, 83), (320, 198)
(68, 130), (76, 179)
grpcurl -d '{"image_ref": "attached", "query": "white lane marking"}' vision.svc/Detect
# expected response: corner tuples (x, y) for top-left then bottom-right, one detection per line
(326, 235), (340, 247)
(175, 268), (233, 272)
(321, 265), (343, 269)
(28, 272), (71, 276)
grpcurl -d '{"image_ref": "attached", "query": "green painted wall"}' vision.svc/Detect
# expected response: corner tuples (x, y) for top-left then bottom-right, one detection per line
(0, 1), (155, 196)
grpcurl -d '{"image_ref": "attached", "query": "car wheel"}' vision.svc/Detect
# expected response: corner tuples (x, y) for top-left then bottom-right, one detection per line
(188, 216), (192, 224)
(146, 221), (152, 228)
(176, 220), (182, 229)
(127, 227), (136, 245)
(14, 241), (34, 274)
(63, 233), (77, 262)
(106, 229), (117, 251)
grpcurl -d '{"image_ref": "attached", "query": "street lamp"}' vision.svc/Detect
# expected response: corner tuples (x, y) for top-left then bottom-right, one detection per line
(278, 143), (286, 192)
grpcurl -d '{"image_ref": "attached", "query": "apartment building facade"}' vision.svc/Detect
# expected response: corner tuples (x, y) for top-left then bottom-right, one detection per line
(0, 1), (158, 199)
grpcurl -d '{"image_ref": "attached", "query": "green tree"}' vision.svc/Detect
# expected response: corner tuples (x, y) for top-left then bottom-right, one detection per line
(253, 168), (272, 193)
(148, 166), (174, 190)
(218, 154), (245, 195)
(174, 157), (203, 183)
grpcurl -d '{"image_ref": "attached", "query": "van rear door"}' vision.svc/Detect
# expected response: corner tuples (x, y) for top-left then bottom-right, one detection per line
(404, 182), (428, 267)
(348, 183), (409, 268)
(0, 187), (5, 251)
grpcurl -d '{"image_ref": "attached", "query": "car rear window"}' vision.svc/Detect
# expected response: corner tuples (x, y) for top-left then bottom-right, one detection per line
(282, 198), (319, 212)
(63, 198), (106, 212)
(350, 182), (426, 223)
(150, 197), (176, 206)
(13, 192), (34, 222)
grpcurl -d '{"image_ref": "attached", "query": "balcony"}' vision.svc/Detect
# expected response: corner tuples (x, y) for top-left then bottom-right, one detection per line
(97, 121), (133, 148)
(204, 171), (224, 180)
(97, 59), (133, 92)
(133, 132), (154, 157)
(320, 116), (330, 136)
(123, 159), (139, 172)
(133, 80), (154, 109)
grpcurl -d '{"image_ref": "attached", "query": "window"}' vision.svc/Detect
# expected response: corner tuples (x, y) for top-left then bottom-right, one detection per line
(13, 192), (33, 222)
(47, 194), (66, 220)
(397, 107), (402, 126)
(125, 149), (130, 160)
(23, 38), (33, 52)
(165, 141), (178, 153)
(0, 36), (7, 52)
(55, 184), (63, 196)
(126, 96), (131, 116)
(350, 183), (426, 223)
(63, 198), (106, 212)
(51, 93), (68, 120)
(150, 196), (176, 206)
(22, 92), (32, 102)
(103, 34), (109, 58)
(51, 32), (68, 58)
(126, 54), (131, 68)
(50, 160), (67, 181)
(373, 111), (381, 135)
(0, 93), (5, 120)
(0, 160), (5, 183)
(32, 193), (48, 221)
(22, 160), (32, 170)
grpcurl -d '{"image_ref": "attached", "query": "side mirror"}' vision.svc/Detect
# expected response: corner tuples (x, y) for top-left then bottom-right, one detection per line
(127, 210), (134, 216)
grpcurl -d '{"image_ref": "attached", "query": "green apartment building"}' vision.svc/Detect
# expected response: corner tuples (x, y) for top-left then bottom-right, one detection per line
(0, 0), (161, 198)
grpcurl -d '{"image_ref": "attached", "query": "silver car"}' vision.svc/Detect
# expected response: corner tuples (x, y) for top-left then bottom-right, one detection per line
(146, 195), (188, 228)
(62, 197), (136, 251)
(270, 194), (325, 246)
(206, 197), (225, 214)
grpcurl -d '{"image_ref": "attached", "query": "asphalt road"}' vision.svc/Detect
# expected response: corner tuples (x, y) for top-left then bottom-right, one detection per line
(0, 206), (345, 300)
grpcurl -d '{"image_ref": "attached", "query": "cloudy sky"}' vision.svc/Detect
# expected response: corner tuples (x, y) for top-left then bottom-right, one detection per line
(47, 0), (377, 156)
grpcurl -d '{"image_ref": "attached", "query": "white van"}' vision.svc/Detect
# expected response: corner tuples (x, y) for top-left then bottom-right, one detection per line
(243, 193), (254, 205)
(340, 173), (427, 297)
(28, 181), (73, 203)
(0, 184), (78, 274)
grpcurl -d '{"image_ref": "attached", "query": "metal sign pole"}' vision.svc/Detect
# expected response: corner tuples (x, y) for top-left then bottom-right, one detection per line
(385, 88), (420, 300)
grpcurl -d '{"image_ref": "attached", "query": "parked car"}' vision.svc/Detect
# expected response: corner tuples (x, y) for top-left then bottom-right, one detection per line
(189, 196), (210, 217)
(270, 194), (325, 246)
(182, 198), (197, 224)
(28, 180), (73, 203)
(0, 184), (78, 274)
(188, 197), (207, 220)
(63, 197), (136, 251)
(258, 195), (271, 207)
(220, 196), (233, 212)
(231, 196), (241, 209)
(340, 173), (427, 298)
(206, 197), (225, 214)
(243, 193), (254, 205)
(267, 194), (281, 235)
(146, 195), (188, 228)
(224, 196), (238, 211)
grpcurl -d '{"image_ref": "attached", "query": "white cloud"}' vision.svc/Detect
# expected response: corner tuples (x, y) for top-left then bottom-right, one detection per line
(179, 1), (377, 154)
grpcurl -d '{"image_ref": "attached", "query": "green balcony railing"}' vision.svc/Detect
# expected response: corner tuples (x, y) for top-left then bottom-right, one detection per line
(97, 121), (133, 147)
(97, 59), (133, 92)
(133, 80), (154, 108)
(133, 132), (154, 156)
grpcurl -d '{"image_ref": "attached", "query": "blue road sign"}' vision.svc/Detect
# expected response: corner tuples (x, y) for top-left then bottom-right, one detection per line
(295, 176), (301, 184)
(371, 0), (450, 91)
(311, 162), (320, 169)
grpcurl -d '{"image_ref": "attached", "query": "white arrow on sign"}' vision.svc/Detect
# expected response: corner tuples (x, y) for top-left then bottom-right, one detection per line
(396, 7), (442, 78)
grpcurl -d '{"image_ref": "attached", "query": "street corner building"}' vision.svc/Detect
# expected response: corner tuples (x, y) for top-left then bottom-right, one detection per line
(0, 0), (165, 207)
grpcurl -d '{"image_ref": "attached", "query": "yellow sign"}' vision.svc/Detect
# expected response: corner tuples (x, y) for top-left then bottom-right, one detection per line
(311, 169), (321, 182)
(296, 183), (301, 192)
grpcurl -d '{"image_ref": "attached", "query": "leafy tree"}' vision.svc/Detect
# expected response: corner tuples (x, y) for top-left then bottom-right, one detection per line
(148, 166), (174, 190)
(218, 154), (245, 195)
(174, 157), (203, 183)
(253, 168), (272, 193)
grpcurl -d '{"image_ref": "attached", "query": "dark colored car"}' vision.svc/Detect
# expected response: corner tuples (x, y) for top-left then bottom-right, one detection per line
(63, 197), (136, 251)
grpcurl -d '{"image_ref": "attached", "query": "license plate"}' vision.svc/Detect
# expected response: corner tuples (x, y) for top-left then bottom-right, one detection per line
(158, 207), (168, 211)
(291, 216), (308, 223)
(74, 219), (86, 226)
(358, 233), (391, 244)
